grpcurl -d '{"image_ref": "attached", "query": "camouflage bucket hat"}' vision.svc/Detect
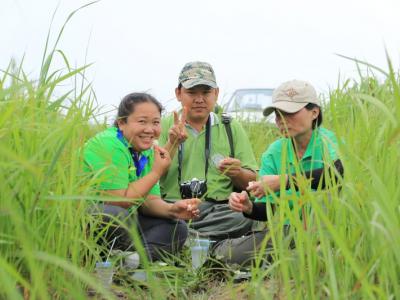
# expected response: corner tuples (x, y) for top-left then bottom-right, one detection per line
(178, 61), (217, 89)
(263, 80), (321, 116)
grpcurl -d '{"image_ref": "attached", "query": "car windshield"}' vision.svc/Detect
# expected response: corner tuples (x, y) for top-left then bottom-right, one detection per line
(226, 89), (273, 112)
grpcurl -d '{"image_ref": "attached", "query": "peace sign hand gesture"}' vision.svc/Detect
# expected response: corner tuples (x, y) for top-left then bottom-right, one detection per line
(168, 107), (188, 148)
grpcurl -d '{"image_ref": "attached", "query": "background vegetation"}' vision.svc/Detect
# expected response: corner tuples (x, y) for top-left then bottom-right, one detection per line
(1, 8), (399, 300)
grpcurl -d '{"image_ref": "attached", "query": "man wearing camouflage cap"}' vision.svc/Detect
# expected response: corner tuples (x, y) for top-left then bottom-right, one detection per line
(158, 61), (258, 241)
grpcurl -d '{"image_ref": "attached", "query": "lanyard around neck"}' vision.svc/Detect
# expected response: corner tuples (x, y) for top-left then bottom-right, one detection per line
(177, 116), (211, 185)
(116, 128), (148, 176)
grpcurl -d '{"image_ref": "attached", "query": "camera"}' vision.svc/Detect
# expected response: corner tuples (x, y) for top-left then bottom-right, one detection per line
(179, 178), (207, 199)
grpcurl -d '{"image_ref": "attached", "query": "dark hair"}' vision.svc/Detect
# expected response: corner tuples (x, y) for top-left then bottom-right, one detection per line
(305, 103), (322, 128)
(113, 92), (163, 127)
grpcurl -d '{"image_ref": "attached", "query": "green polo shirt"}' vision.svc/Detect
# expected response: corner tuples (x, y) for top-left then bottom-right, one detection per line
(256, 127), (339, 204)
(159, 112), (258, 201)
(83, 126), (160, 196)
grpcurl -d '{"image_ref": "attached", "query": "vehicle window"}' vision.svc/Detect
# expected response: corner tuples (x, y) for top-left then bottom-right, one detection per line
(226, 89), (273, 112)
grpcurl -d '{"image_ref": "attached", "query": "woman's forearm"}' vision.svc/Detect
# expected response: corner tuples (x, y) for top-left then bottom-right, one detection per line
(139, 196), (174, 219)
(125, 171), (161, 199)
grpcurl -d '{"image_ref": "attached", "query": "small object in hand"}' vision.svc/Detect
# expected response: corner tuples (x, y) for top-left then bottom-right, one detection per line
(153, 139), (159, 146)
(211, 153), (225, 168)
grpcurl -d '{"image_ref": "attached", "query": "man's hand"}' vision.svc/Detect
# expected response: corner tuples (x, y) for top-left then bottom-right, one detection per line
(152, 145), (171, 177)
(171, 198), (201, 220)
(218, 157), (242, 178)
(229, 191), (252, 214)
(168, 108), (188, 147)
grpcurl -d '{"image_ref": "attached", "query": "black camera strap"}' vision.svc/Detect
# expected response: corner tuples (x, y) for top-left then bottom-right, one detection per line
(178, 115), (211, 186)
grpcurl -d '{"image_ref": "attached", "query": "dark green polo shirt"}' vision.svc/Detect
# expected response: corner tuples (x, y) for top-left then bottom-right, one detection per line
(256, 127), (339, 204)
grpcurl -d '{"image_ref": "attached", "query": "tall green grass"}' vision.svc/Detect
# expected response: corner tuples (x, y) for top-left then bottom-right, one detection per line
(0, 46), (115, 300)
(1, 5), (400, 298)
(0, 4), (125, 299)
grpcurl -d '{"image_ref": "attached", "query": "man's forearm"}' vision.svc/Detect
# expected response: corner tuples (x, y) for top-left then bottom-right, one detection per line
(230, 168), (256, 190)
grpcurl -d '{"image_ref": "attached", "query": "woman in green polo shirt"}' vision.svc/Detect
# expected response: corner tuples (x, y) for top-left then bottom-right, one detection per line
(83, 92), (200, 261)
(213, 80), (344, 266)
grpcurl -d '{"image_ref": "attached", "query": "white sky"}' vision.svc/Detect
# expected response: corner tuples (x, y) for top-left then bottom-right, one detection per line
(2, 0), (400, 118)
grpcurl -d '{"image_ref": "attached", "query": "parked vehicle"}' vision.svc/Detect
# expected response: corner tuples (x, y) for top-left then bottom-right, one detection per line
(223, 88), (274, 122)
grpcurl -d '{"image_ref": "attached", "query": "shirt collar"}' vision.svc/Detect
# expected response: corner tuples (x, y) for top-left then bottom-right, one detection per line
(115, 127), (152, 157)
(210, 112), (220, 125)
(287, 128), (319, 164)
(184, 112), (219, 134)
(302, 128), (319, 160)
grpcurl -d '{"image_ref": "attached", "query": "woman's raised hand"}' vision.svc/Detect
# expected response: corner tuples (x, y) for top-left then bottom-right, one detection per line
(229, 191), (252, 214)
(153, 145), (171, 176)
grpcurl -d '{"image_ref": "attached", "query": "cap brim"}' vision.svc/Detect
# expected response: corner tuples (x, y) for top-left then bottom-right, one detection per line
(181, 78), (217, 89)
(263, 101), (308, 117)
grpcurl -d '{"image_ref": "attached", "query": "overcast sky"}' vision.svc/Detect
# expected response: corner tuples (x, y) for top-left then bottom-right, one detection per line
(2, 0), (400, 117)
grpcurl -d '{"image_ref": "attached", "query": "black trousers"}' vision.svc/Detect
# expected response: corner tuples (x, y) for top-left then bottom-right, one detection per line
(91, 204), (188, 261)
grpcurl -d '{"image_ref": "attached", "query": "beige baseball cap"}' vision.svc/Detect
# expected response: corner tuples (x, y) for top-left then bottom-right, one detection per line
(178, 61), (218, 89)
(263, 80), (320, 116)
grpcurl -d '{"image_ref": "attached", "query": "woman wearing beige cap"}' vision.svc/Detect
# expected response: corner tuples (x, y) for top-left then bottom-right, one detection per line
(212, 80), (344, 267)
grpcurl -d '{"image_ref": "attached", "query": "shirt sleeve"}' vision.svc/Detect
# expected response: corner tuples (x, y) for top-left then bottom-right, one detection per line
(243, 202), (269, 221)
(148, 181), (161, 196)
(288, 159), (344, 190)
(321, 129), (340, 161)
(159, 115), (172, 147)
(84, 140), (130, 190)
(231, 120), (258, 172)
(259, 151), (278, 176)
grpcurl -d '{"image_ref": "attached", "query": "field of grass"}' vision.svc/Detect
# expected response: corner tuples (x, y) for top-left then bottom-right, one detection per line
(1, 8), (400, 300)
